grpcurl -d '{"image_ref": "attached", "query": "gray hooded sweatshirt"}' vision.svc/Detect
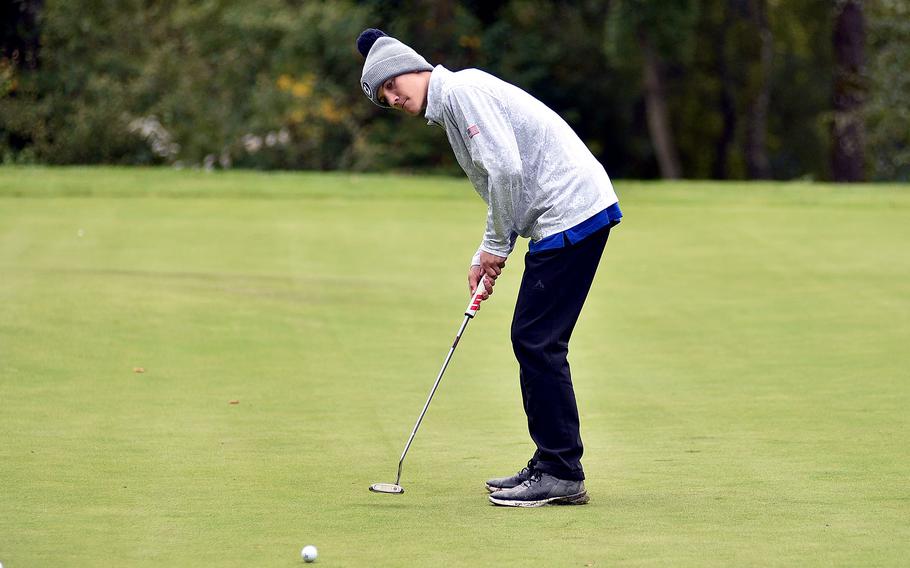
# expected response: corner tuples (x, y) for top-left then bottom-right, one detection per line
(423, 65), (618, 265)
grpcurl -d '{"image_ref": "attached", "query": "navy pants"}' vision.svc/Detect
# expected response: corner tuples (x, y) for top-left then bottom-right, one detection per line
(511, 224), (611, 481)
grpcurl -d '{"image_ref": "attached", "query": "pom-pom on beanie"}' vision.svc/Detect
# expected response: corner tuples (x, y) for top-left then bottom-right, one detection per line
(357, 28), (433, 108)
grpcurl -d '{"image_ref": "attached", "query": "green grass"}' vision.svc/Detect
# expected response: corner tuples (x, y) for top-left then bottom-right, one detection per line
(1, 166), (908, 567)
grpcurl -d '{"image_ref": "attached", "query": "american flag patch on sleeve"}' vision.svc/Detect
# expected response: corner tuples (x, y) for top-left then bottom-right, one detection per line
(467, 124), (480, 138)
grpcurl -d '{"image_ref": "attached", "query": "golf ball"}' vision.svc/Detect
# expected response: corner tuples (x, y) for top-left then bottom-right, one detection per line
(301, 545), (318, 563)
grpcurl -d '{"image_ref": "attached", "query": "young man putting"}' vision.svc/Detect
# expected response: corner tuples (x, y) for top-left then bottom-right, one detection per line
(357, 29), (621, 507)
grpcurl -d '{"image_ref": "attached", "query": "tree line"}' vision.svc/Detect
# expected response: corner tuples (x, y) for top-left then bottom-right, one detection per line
(1, 0), (907, 181)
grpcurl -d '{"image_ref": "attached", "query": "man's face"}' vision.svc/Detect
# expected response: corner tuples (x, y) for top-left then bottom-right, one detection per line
(379, 73), (426, 116)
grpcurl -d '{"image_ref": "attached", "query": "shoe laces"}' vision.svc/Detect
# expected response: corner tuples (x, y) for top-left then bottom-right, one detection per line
(524, 470), (543, 487)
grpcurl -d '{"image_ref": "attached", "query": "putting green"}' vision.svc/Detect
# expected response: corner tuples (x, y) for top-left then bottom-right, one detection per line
(1, 167), (908, 566)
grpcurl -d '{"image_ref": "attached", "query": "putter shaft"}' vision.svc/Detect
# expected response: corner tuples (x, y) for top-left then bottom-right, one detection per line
(395, 313), (472, 485)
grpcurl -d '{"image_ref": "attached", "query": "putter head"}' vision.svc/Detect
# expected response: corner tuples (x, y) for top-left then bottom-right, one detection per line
(369, 482), (405, 494)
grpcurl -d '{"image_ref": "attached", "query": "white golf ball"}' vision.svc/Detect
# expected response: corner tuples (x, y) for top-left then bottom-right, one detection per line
(301, 545), (318, 563)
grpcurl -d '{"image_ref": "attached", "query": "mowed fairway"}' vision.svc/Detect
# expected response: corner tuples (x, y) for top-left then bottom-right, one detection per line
(1, 167), (908, 567)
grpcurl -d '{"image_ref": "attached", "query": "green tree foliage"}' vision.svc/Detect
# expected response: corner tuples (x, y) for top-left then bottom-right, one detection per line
(486, 1), (635, 175)
(866, 0), (910, 181)
(1, 0), (47, 163)
(1, 0), (908, 179)
(764, 0), (835, 179)
(671, 0), (832, 180)
(606, 0), (701, 178)
(2, 0), (381, 169)
(831, 0), (867, 182)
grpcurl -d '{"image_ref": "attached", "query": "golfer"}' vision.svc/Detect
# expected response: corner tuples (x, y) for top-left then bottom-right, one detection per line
(357, 29), (621, 507)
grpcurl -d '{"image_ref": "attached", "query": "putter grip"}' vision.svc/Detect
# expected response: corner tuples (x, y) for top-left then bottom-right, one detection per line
(465, 276), (488, 317)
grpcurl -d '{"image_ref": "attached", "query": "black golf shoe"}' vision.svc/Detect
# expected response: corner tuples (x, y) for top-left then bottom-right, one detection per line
(485, 462), (535, 493)
(488, 471), (589, 507)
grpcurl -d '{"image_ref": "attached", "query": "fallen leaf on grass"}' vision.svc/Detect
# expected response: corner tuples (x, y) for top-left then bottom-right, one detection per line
(133, 367), (145, 373)
(229, 400), (240, 405)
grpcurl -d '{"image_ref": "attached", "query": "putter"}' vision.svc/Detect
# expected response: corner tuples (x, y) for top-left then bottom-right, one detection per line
(369, 276), (490, 495)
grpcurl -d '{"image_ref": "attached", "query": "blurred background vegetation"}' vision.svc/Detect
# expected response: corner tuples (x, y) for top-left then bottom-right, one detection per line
(1, 0), (907, 180)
